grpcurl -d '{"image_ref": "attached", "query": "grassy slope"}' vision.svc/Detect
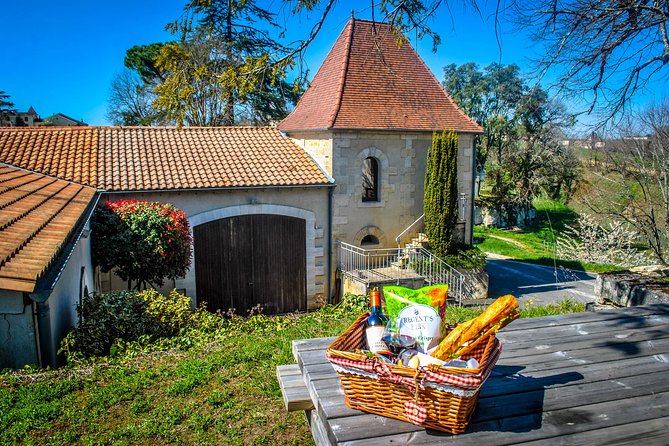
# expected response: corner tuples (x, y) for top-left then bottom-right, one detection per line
(0, 299), (585, 446)
(474, 198), (621, 273)
(0, 314), (355, 446)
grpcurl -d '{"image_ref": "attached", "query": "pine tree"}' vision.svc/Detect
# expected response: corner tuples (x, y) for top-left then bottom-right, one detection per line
(424, 130), (459, 257)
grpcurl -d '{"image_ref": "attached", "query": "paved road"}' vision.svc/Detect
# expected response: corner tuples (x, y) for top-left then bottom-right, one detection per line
(486, 257), (597, 306)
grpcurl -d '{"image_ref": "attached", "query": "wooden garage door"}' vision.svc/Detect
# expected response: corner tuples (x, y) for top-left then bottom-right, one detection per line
(194, 214), (306, 315)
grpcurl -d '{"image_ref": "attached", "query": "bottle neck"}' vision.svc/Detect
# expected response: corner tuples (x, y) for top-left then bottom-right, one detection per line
(370, 292), (382, 310)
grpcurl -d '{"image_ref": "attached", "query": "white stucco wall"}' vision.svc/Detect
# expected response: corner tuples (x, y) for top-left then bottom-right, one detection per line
(99, 186), (331, 310)
(41, 232), (94, 367)
(0, 290), (38, 369)
(0, 231), (93, 369)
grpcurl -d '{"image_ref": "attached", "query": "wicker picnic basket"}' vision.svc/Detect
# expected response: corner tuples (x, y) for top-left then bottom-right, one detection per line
(326, 312), (502, 434)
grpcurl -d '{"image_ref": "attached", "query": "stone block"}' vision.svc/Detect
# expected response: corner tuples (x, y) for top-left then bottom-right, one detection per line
(596, 271), (669, 306)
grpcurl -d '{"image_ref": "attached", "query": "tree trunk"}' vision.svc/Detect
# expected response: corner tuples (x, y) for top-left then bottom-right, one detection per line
(223, 0), (235, 126)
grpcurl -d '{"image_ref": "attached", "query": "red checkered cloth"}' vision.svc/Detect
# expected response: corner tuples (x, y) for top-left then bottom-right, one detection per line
(404, 400), (428, 425)
(326, 336), (502, 391)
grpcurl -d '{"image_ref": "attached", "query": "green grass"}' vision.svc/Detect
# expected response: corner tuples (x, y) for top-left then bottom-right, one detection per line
(0, 294), (588, 445)
(474, 198), (622, 273)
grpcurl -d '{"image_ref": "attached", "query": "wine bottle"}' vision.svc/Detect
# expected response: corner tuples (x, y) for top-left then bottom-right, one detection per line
(365, 288), (390, 355)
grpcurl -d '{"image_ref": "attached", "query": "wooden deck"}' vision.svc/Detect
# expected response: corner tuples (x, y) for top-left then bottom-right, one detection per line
(284, 304), (669, 445)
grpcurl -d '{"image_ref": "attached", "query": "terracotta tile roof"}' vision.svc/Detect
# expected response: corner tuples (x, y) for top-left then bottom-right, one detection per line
(279, 19), (483, 133)
(0, 164), (97, 292)
(0, 127), (99, 185)
(0, 126), (331, 191)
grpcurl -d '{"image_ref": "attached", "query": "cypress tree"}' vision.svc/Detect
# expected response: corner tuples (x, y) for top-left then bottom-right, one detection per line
(424, 130), (459, 257)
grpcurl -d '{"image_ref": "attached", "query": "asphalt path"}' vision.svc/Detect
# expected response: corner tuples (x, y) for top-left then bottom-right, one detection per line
(486, 257), (597, 306)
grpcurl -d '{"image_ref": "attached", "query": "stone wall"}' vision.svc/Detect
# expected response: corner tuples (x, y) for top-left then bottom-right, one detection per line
(293, 130), (476, 249)
(596, 270), (669, 307)
(459, 267), (489, 301)
(474, 202), (537, 228)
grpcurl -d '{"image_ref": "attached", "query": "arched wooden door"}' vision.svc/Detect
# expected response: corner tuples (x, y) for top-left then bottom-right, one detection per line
(194, 214), (306, 315)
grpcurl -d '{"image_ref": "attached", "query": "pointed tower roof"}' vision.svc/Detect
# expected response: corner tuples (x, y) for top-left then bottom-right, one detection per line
(279, 19), (483, 133)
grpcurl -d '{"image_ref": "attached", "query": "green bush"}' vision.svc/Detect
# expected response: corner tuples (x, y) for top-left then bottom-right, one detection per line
(61, 290), (199, 360)
(91, 200), (192, 290)
(442, 245), (487, 269)
(140, 289), (193, 335)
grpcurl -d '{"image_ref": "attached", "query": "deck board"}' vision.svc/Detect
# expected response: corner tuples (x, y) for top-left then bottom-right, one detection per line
(286, 304), (669, 445)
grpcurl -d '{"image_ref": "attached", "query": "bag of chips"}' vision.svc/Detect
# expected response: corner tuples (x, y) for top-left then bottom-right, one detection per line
(382, 284), (448, 352)
(383, 284), (448, 319)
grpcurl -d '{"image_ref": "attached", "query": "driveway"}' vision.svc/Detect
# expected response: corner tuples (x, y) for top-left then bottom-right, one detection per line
(486, 256), (597, 306)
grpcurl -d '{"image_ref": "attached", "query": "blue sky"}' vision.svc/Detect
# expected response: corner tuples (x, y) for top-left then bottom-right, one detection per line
(3, 1), (664, 128)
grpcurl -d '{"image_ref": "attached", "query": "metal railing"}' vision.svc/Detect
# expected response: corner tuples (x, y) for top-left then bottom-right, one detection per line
(395, 213), (424, 253)
(337, 241), (466, 304)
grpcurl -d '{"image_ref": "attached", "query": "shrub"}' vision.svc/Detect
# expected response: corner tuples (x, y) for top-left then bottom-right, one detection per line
(556, 214), (650, 267)
(91, 199), (192, 289)
(62, 291), (156, 359)
(424, 130), (459, 257)
(442, 245), (487, 269)
(140, 289), (193, 336)
(61, 290), (198, 360)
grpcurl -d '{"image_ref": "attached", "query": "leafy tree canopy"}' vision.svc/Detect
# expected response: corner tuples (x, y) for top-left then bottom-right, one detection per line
(125, 43), (168, 85)
(152, 0), (304, 126)
(91, 200), (192, 290)
(0, 91), (15, 113)
(444, 62), (578, 210)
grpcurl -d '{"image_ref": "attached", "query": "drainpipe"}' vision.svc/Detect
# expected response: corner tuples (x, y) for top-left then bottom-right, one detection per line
(35, 300), (52, 368)
(327, 185), (334, 304)
(470, 137), (478, 245)
(31, 301), (43, 368)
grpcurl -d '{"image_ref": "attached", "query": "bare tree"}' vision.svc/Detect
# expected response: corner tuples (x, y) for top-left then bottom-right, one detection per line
(513, 0), (669, 123)
(584, 100), (669, 265)
(106, 70), (165, 126)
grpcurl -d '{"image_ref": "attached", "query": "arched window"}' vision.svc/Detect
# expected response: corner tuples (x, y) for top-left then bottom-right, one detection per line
(362, 157), (379, 202)
(360, 234), (380, 246)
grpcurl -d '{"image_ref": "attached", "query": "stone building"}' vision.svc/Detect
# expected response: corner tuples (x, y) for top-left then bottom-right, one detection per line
(0, 105), (40, 127)
(279, 19), (482, 249)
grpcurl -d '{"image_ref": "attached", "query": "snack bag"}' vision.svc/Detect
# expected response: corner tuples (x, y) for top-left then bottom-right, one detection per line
(383, 284), (448, 320)
(383, 284), (448, 352)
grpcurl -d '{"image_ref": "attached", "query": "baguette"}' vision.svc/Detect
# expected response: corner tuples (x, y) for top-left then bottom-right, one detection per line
(433, 294), (519, 360)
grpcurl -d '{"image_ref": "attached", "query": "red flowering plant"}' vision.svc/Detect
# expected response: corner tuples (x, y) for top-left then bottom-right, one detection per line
(91, 199), (192, 290)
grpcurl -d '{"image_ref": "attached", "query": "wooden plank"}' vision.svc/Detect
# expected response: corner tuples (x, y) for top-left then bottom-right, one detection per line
(496, 313), (669, 345)
(276, 364), (314, 412)
(499, 304), (669, 333)
(335, 390), (669, 445)
(296, 345), (329, 368)
(311, 353), (669, 421)
(497, 336), (669, 372)
(293, 337), (335, 357)
(306, 407), (337, 446)
(517, 418), (669, 446)
(483, 352), (669, 397)
(497, 322), (669, 360)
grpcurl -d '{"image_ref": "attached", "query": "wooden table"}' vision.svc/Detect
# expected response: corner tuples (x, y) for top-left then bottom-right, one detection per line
(279, 304), (669, 445)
